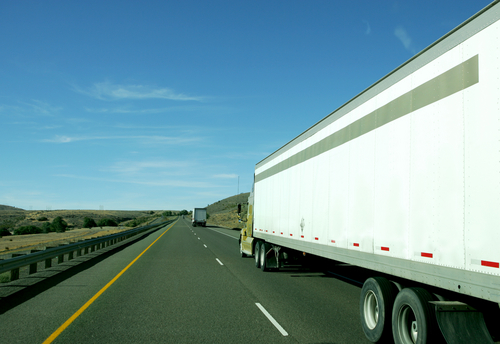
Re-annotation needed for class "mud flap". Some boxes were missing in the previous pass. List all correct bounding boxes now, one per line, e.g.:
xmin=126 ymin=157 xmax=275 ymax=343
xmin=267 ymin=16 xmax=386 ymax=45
xmin=431 ymin=301 xmax=494 ymax=344
xmin=264 ymin=244 xmax=281 ymax=269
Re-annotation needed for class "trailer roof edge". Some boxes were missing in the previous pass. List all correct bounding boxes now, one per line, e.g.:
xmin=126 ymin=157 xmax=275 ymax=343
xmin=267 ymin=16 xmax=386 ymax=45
xmin=256 ymin=0 xmax=500 ymax=169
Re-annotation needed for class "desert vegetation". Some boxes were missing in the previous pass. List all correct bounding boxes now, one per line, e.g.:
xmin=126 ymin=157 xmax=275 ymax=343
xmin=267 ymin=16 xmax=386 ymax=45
xmin=0 ymin=209 xmax=167 ymax=238
xmin=206 ymin=193 xmax=250 ymax=229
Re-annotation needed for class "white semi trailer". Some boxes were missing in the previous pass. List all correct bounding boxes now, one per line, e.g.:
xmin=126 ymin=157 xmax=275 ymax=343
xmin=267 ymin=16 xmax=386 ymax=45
xmin=192 ymin=208 xmax=207 ymax=227
xmin=239 ymin=1 xmax=500 ymax=343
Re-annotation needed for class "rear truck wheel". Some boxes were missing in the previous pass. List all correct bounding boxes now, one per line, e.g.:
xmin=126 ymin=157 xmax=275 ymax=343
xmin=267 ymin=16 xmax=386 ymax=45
xmin=254 ymin=241 xmax=261 ymax=268
xmin=392 ymin=287 xmax=439 ymax=344
xmin=360 ymin=277 xmax=398 ymax=343
xmin=260 ymin=242 xmax=270 ymax=271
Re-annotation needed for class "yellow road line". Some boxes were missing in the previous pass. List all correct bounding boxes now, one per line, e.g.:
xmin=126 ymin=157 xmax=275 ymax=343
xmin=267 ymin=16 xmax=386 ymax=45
xmin=42 ymin=221 xmax=176 ymax=344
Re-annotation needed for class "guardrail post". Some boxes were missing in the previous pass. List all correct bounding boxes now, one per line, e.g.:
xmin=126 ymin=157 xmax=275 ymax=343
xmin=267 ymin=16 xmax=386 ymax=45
xmin=44 ymin=246 xmax=55 ymax=268
xmin=29 ymin=250 xmax=41 ymax=274
xmin=58 ymin=245 xmax=65 ymax=264
xmin=10 ymin=253 xmax=25 ymax=281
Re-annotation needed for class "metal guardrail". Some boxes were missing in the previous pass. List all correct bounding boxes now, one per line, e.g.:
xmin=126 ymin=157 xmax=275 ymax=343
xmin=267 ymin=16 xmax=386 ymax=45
xmin=0 ymin=218 xmax=175 ymax=282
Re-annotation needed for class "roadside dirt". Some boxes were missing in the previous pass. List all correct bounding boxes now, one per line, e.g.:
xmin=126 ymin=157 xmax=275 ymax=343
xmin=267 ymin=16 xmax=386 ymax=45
xmin=206 ymin=209 xmax=246 ymax=230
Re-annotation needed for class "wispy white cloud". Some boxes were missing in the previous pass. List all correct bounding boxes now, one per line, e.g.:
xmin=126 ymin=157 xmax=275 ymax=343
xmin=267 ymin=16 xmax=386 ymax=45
xmin=74 ymin=81 xmax=204 ymax=101
xmin=394 ymin=26 xmax=416 ymax=54
xmin=85 ymin=105 xmax=205 ymax=114
xmin=363 ymin=20 xmax=371 ymax=35
xmin=0 ymin=100 xmax=61 ymax=118
xmin=213 ymin=174 xmax=239 ymax=179
xmin=42 ymin=134 xmax=201 ymax=145
xmin=54 ymin=173 xmax=219 ymax=188
xmin=105 ymin=160 xmax=194 ymax=175
xmin=23 ymin=100 xmax=62 ymax=116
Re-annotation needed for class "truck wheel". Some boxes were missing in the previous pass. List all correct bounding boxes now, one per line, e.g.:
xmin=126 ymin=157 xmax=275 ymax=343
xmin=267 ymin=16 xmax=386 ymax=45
xmin=260 ymin=242 xmax=269 ymax=271
xmin=360 ymin=277 xmax=398 ymax=343
xmin=254 ymin=241 xmax=261 ymax=268
xmin=392 ymin=287 xmax=438 ymax=344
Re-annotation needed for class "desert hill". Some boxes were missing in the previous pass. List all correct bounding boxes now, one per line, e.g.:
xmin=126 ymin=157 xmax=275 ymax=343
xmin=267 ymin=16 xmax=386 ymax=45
xmin=206 ymin=192 xmax=250 ymax=229
xmin=0 ymin=205 xmax=24 ymax=211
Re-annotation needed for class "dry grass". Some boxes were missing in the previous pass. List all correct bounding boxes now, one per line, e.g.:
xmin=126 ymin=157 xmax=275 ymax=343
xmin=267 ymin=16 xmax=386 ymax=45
xmin=206 ymin=193 xmax=250 ymax=229
xmin=0 ymin=209 xmax=163 ymax=256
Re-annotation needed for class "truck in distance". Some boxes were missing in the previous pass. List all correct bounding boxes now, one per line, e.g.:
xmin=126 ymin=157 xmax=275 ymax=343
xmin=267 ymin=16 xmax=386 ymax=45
xmin=191 ymin=208 xmax=207 ymax=227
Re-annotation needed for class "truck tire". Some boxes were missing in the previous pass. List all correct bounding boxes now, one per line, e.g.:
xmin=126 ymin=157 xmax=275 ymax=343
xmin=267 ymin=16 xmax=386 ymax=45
xmin=392 ymin=287 xmax=439 ymax=344
xmin=360 ymin=277 xmax=398 ymax=343
xmin=254 ymin=241 xmax=261 ymax=268
xmin=260 ymin=242 xmax=269 ymax=271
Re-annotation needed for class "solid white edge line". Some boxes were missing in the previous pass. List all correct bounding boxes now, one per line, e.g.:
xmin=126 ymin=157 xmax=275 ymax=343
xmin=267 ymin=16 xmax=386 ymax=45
xmin=206 ymin=227 xmax=239 ymax=240
xmin=255 ymin=303 xmax=288 ymax=336
xmin=216 ymin=258 xmax=224 ymax=265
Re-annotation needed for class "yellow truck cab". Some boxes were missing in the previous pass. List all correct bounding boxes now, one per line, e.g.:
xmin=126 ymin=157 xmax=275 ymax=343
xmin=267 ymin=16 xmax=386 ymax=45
xmin=239 ymin=191 xmax=254 ymax=257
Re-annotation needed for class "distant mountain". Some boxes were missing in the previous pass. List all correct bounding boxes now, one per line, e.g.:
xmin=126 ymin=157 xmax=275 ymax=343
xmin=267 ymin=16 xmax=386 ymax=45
xmin=0 ymin=205 xmax=25 ymax=211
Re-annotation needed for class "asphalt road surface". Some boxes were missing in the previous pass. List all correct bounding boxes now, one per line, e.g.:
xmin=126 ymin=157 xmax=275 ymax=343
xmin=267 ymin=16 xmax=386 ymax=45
xmin=0 ymin=218 xmax=371 ymax=343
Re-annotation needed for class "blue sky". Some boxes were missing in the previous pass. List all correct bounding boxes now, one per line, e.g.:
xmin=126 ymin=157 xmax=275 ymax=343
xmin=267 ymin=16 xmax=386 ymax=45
xmin=0 ymin=0 xmax=493 ymax=211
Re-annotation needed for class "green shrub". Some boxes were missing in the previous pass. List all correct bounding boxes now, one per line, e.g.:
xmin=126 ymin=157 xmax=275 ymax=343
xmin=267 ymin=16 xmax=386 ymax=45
xmin=126 ymin=216 xmax=149 ymax=227
xmin=14 ymin=225 xmax=42 ymax=235
xmin=37 ymin=216 xmax=49 ymax=221
xmin=83 ymin=217 xmax=97 ymax=228
xmin=0 ymin=228 xmax=12 ymax=237
xmin=0 ymin=272 xmax=10 ymax=283
xmin=97 ymin=218 xmax=118 ymax=227
xmin=41 ymin=222 xmax=53 ymax=233
xmin=52 ymin=216 xmax=68 ymax=233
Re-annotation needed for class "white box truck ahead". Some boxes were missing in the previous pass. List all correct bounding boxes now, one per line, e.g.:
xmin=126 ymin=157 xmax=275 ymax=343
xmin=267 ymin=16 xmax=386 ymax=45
xmin=240 ymin=1 xmax=500 ymax=343
xmin=192 ymin=208 xmax=206 ymax=227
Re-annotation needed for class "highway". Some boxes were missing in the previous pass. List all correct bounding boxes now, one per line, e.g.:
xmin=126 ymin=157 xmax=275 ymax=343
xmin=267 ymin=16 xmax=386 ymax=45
xmin=0 ymin=218 xmax=371 ymax=343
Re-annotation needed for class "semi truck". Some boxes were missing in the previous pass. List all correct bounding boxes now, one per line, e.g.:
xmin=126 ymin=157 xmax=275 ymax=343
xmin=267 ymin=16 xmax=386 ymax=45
xmin=239 ymin=1 xmax=500 ymax=343
xmin=192 ymin=208 xmax=207 ymax=227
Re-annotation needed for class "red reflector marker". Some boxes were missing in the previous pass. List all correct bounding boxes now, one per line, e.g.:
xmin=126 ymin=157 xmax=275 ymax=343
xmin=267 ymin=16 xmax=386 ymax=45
xmin=381 ymin=247 xmax=389 ymax=251
xmin=331 ymin=240 xmax=336 ymax=243
xmin=290 ymin=234 xmax=293 ymax=237
xmin=421 ymin=252 xmax=433 ymax=258
xmin=353 ymin=243 xmax=359 ymax=247
xmin=315 ymin=237 xmax=319 ymax=240
xmin=300 ymin=235 xmax=304 ymax=238
xmin=481 ymin=260 xmax=500 ymax=268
